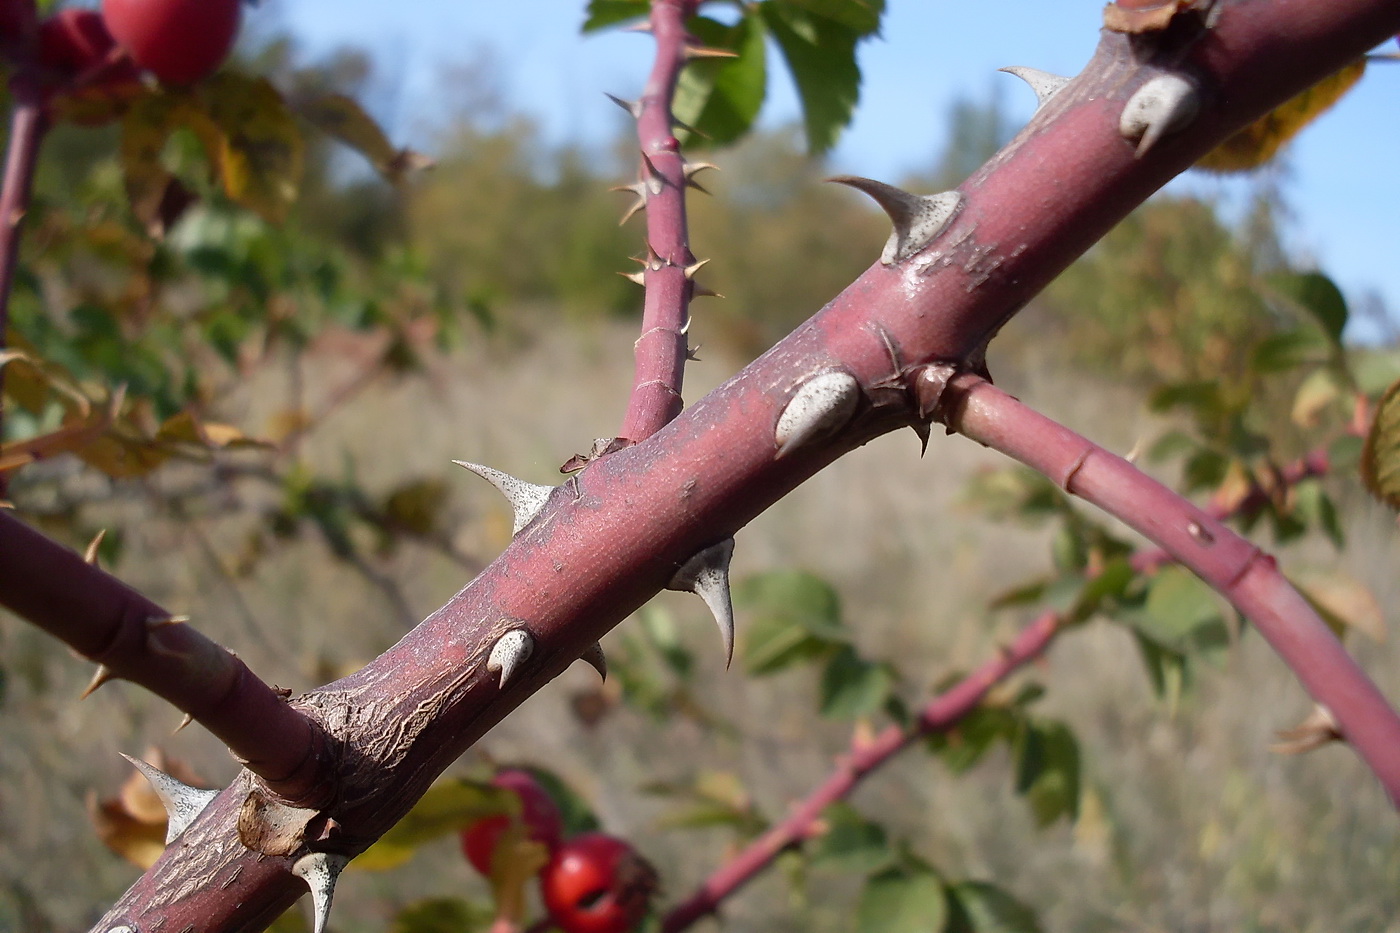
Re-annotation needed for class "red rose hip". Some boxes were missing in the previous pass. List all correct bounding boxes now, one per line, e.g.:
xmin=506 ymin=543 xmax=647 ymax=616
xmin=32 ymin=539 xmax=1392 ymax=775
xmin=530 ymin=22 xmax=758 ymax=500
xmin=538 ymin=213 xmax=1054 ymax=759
xmin=459 ymin=769 xmax=565 ymax=876
xmin=100 ymin=0 xmax=240 ymax=85
xmin=540 ymin=833 xmax=659 ymax=933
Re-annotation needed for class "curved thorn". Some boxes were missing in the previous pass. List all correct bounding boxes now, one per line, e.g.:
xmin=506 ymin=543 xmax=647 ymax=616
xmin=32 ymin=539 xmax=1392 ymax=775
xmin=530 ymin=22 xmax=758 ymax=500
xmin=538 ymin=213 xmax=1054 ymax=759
xmin=774 ymin=371 xmax=861 ymax=457
xmin=1119 ymin=73 xmax=1200 ymax=157
xmin=911 ymin=421 xmax=932 ymax=456
xmin=826 ymin=176 xmax=964 ymax=265
xmin=121 ymin=754 xmax=219 ymax=843
xmin=80 ymin=664 xmax=115 ymax=700
xmin=452 ymin=461 xmax=554 ymax=535
xmin=668 ymin=538 xmax=737 ymax=667
xmin=579 ymin=641 xmax=608 ymax=682
xmin=84 ymin=529 xmax=107 ymax=565
xmin=487 ymin=629 xmax=534 ymax=689
xmin=291 ymin=852 xmax=350 ymax=933
xmin=172 ymin=712 xmax=194 ymax=734
xmin=998 ymin=66 xmax=1070 ymax=109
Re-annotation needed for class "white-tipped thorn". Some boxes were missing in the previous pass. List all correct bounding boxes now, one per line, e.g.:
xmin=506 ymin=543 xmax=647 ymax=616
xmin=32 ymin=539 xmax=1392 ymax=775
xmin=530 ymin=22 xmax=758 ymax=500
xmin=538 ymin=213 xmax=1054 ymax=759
xmin=292 ymin=852 xmax=350 ymax=933
xmin=774 ymin=371 xmax=861 ymax=457
xmin=999 ymin=66 xmax=1071 ymax=110
xmin=81 ymin=664 xmax=115 ymax=700
xmin=487 ymin=629 xmax=535 ymax=689
xmin=605 ymin=93 xmax=643 ymax=119
xmin=827 ymin=176 xmax=964 ymax=265
xmin=579 ymin=641 xmax=608 ymax=681
xmin=452 ymin=461 xmax=554 ymax=535
xmin=121 ymin=753 xmax=219 ymax=843
xmin=1119 ymin=72 xmax=1200 ymax=157
xmin=620 ymin=269 xmax=647 ymax=286
xmin=668 ymin=538 xmax=737 ymax=667
xmin=84 ymin=529 xmax=107 ymax=565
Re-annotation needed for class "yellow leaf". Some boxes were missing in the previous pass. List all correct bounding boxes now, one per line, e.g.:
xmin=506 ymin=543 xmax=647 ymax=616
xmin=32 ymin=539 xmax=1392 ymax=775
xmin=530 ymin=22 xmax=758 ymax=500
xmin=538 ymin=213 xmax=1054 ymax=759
xmin=120 ymin=92 xmax=220 ymax=234
xmin=202 ymin=74 xmax=305 ymax=223
xmin=1362 ymin=377 xmax=1400 ymax=511
xmin=1296 ymin=571 xmax=1387 ymax=643
xmin=292 ymin=93 xmax=434 ymax=184
xmin=1197 ymin=59 xmax=1365 ymax=173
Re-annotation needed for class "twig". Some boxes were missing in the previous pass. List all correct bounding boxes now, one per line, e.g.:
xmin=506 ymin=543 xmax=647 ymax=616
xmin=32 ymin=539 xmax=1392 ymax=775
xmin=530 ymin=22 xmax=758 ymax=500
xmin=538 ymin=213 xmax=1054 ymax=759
xmin=947 ymin=375 xmax=1400 ymax=804
xmin=616 ymin=0 xmax=704 ymax=444
xmin=0 ymin=72 xmax=49 ymax=499
xmin=0 ymin=511 xmax=333 ymax=806
xmin=661 ymin=611 xmax=1061 ymax=932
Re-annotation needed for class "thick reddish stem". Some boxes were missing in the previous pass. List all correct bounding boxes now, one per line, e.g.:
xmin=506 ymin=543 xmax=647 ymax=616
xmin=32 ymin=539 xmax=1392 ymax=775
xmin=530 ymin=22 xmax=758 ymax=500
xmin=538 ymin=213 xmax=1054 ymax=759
xmin=949 ymin=378 xmax=1400 ymax=804
xmin=617 ymin=0 xmax=701 ymax=442
xmin=0 ymin=72 xmax=48 ymax=499
xmin=661 ymin=611 xmax=1061 ymax=932
xmin=0 ymin=512 xmax=332 ymax=805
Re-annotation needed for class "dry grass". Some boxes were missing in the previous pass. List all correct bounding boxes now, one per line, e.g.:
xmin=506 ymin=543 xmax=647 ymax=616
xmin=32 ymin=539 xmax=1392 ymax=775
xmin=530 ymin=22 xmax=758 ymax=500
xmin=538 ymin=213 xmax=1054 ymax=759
xmin=2 ymin=312 xmax=1398 ymax=933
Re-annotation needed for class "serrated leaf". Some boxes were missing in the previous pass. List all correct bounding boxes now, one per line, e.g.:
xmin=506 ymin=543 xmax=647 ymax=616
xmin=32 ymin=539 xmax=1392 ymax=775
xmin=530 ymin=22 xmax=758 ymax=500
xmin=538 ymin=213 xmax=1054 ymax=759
xmin=780 ymin=0 xmax=885 ymax=35
xmin=672 ymin=14 xmax=767 ymax=148
xmin=819 ymin=646 xmax=894 ymax=719
xmin=1361 ymin=377 xmax=1400 ymax=511
xmin=737 ymin=571 xmax=848 ymax=675
xmin=293 ymin=93 xmax=430 ymax=184
xmin=944 ymin=881 xmax=1044 ymax=933
xmin=761 ymin=2 xmax=862 ymax=153
xmin=808 ymin=802 xmax=892 ymax=874
xmin=201 ymin=74 xmax=305 ymax=223
xmin=1013 ymin=720 xmax=1080 ymax=826
xmin=354 ymin=780 xmax=514 ymax=870
xmin=1197 ymin=59 xmax=1365 ymax=173
xmin=582 ymin=0 xmax=650 ymax=31
xmin=857 ymin=867 xmax=947 ymax=933
xmin=1271 ymin=271 xmax=1349 ymax=347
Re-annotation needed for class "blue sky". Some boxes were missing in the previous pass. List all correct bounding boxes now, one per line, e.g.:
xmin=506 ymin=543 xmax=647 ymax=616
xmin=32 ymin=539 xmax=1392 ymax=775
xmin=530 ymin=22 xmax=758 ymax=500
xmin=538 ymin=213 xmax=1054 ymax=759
xmin=271 ymin=0 xmax=1399 ymax=338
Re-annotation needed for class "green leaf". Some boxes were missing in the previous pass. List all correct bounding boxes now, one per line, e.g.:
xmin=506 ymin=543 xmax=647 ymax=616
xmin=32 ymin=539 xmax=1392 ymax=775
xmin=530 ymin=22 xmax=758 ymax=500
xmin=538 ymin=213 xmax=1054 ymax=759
xmin=672 ymin=14 xmax=768 ymax=148
xmin=1271 ymin=271 xmax=1349 ymax=346
xmin=857 ymin=867 xmax=948 ymax=933
xmin=391 ymin=898 xmax=492 ymax=933
xmin=514 ymin=767 xmax=599 ymax=837
xmin=944 ymin=881 xmax=1044 ymax=933
xmin=819 ymin=646 xmax=895 ymax=719
xmin=1068 ymin=559 xmax=1135 ymax=624
xmin=1013 ymin=720 xmax=1080 ymax=827
xmin=931 ymin=705 xmax=1019 ymax=774
xmin=1293 ymin=480 xmax=1344 ymax=549
xmin=639 ymin=604 xmax=695 ymax=679
xmin=781 ymin=0 xmax=885 ymax=34
xmin=1129 ymin=629 xmax=1188 ymax=702
xmin=1120 ymin=566 xmax=1225 ymax=652
xmin=807 ymin=802 xmax=893 ymax=874
xmin=1362 ymin=377 xmax=1400 ymax=512
xmin=1250 ymin=329 xmax=1329 ymax=374
xmin=761 ymin=2 xmax=865 ymax=152
xmin=737 ymin=571 xmax=848 ymax=675
xmin=355 ymin=779 xmax=514 ymax=870
xmin=582 ymin=0 xmax=650 ymax=31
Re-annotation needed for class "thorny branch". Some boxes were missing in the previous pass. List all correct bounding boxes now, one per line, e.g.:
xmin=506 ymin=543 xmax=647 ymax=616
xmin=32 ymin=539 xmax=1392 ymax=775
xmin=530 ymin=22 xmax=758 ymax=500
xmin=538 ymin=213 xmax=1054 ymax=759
xmin=946 ymin=375 xmax=1400 ymax=802
xmin=614 ymin=0 xmax=707 ymax=446
xmin=0 ymin=0 xmax=1386 ymax=930
xmin=661 ymin=611 xmax=1063 ymax=932
xmin=0 ymin=512 xmax=333 ymax=805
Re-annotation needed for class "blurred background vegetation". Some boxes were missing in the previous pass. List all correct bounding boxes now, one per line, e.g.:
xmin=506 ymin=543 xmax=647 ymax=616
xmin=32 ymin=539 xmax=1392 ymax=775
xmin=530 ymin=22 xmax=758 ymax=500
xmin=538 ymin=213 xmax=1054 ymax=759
xmin=2 ymin=20 xmax=1399 ymax=933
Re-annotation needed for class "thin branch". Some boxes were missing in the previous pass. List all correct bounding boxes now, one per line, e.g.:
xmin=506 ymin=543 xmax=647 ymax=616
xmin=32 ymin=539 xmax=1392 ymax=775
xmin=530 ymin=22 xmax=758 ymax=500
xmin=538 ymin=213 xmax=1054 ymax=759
xmin=946 ymin=376 xmax=1400 ymax=803
xmin=0 ymin=72 xmax=49 ymax=499
xmin=616 ymin=0 xmax=704 ymax=444
xmin=661 ymin=611 xmax=1061 ymax=932
xmin=0 ymin=512 xmax=332 ymax=806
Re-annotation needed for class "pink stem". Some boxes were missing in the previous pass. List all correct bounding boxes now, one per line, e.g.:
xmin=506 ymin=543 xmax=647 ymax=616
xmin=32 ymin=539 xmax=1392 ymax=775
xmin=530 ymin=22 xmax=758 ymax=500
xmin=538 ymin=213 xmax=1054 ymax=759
xmin=661 ymin=611 xmax=1061 ymax=932
xmin=617 ymin=0 xmax=702 ymax=443
xmin=0 ymin=512 xmax=333 ymax=805
xmin=949 ymin=376 xmax=1400 ymax=804
xmin=0 ymin=71 xmax=48 ymax=499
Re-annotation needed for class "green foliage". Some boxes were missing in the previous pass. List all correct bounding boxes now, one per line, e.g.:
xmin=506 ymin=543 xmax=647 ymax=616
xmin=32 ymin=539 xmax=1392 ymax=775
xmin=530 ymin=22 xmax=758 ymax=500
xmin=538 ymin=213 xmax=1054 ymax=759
xmin=943 ymin=881 xmax=1043 ymax=933
xmin=390 ymin=898 xmax=492 ymax=933
xmin=1363 ymin=377 xmax=1400 ymax=511
xmin=857 ymin=865 xmax=948 ymax=933
xmin=588 ymin=0 xmax=885 ymax=153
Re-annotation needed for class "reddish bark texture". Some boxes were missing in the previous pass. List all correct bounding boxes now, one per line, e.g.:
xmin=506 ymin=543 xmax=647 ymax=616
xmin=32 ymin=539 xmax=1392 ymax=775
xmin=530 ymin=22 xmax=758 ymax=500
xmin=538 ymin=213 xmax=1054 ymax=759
xmin=66 ymin=1 xmax=1400 ymax=930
